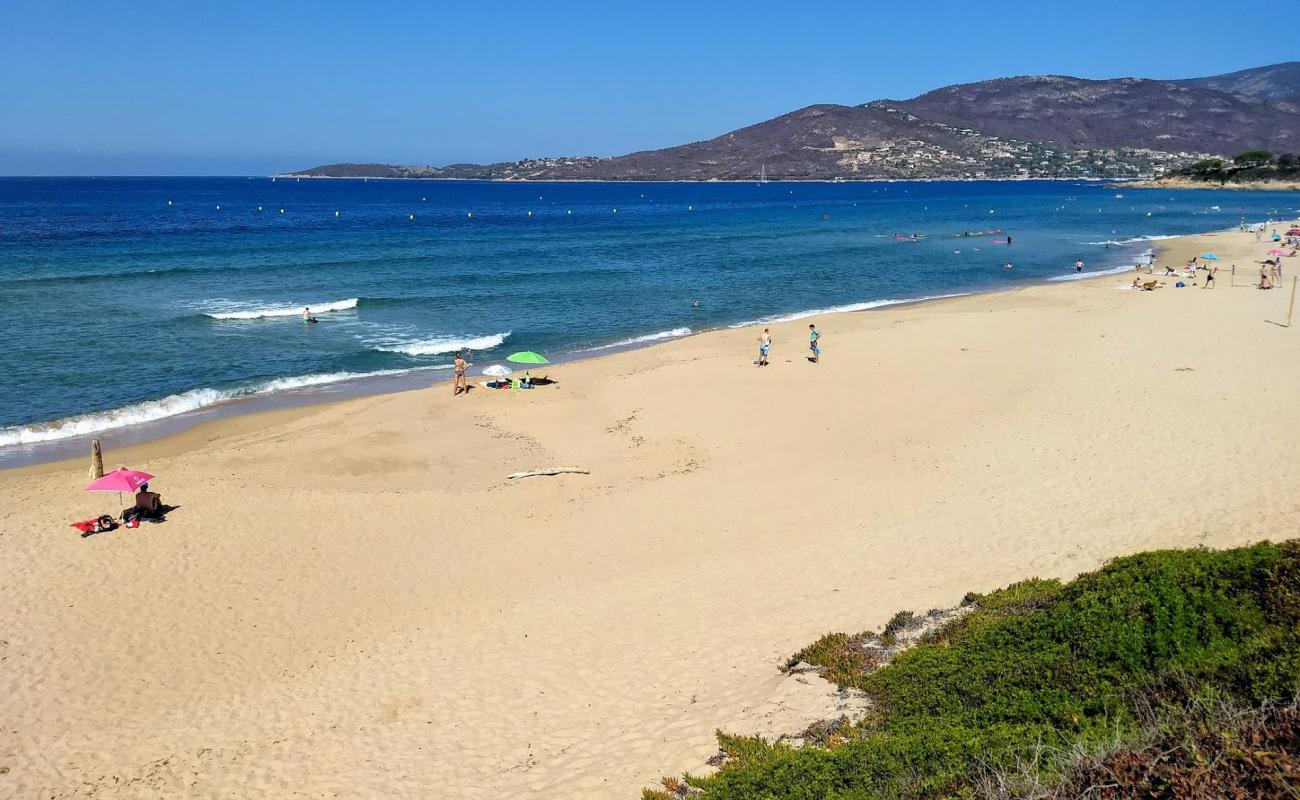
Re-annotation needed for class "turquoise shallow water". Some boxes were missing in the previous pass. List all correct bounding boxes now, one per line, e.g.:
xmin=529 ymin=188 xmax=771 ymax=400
xmin=1 ymin=176 xmax=1295 ymax=459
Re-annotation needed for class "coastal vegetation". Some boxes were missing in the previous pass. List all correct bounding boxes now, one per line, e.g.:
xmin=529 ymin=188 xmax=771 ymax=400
xmin=1172 ymin=150 xmax=1300 ymax=186
xmin=647 ymin=541 xmax=1300 ymax=799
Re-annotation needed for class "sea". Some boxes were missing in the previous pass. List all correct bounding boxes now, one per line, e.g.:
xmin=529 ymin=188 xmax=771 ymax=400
xmin=2 ymin=176 xmax=1296 ymax=466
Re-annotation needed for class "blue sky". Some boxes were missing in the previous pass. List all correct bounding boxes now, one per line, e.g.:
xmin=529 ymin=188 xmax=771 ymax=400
xmin=0 ymin=0 xmax=1280 ymax=175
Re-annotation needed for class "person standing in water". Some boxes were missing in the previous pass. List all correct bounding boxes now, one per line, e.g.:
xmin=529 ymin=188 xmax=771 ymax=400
xmin=1075 ymin=259 xmax=1084 ymax=273
xmin=756 ymin=328 xmax=772 ymax=366
xmin=452 ymin=352 xmax=468 ymax=396
xmin=302 ymin=307 xmax=317 ymax=324
xmin=808 ymin=323 xmax=821 ymax=363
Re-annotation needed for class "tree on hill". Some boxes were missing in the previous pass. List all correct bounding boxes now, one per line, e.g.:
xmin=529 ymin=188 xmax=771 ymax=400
xmin=1233 ymin=149 xmax=1274 ymax=167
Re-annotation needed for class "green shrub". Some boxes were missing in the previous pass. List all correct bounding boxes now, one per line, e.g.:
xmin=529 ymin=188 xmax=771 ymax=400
xmin=673 ymin=541 xmax=1300 ymax=800
xmin=786 ymin=632 xmax=881 ymax=688
xmin=882 ymin=611 xmax=915 ymax=639
xmin=1233 ymin=149 xmax=1274 ymax=167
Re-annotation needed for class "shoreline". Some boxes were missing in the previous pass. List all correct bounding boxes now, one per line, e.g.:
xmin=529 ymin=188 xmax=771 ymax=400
xmin=0 ymin=290 xmax=981 ymax=474
xmin=0 ymin=247 xmax=1159 ymax=472
xmin=1124 ymin=176 xmax=1300 ymax=191
xmin=274 ymin=174 xmax=1121 ymax=184
xmin=3 ymin=220 xmax=1296 ymax=799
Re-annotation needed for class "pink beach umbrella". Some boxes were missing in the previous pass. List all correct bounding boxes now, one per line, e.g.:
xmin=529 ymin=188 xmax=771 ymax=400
xmin=86 ymin=468 xmax=154 ymax=506
xmin=1267 ymin=249 xmax=1287 ymax=256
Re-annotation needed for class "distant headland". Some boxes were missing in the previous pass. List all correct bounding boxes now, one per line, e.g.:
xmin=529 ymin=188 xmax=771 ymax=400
xmin=287 ymin=62 xmax=1300 ymax=183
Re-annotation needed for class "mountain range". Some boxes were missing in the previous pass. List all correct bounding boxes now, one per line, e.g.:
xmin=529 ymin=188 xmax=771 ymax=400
xmin=289 ymin=62 xmax=1300 ymax=182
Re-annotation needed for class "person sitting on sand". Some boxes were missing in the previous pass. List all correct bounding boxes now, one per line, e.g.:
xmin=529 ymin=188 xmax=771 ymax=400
xmin=135 ymin=483 xmax=162 ymax=516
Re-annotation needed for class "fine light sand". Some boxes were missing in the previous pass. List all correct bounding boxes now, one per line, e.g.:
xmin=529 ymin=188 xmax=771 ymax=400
xmin=2 ymin=227 xmax=1298 ymax=799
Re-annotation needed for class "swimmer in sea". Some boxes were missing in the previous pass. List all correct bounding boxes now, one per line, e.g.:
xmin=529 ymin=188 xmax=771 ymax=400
xmin=302 ymin=307 xmax=317 ymax=324
xmin=1003 ymin=262 xmax=1013 ymax=270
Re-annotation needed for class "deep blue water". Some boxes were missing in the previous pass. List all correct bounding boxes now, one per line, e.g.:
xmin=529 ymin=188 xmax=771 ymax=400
xmin=1 ymin=177 xmax=1296 ymax=451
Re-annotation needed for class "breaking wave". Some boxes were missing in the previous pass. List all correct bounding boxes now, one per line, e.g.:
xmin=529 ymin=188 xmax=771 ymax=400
xmin=0 ymin=367 xmax=447 ymax=447
xmin=370 ymin=331 xmax=511 ymax=356
xmin=580 ymin=327 xmax=692 ymax=351
xmin=728 ymin=293 xmax=971 ymax=327
xmin=205 ymin=298 xmax=359 ymax=320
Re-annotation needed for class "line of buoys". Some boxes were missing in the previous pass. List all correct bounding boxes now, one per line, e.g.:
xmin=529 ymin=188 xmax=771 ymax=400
xmin=180 ymin=203 xmax=725 ymax=222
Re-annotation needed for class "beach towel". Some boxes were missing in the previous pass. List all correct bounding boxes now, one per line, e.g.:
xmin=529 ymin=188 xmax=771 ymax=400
xmin=71 ymin=515 xmax=117 ymax=534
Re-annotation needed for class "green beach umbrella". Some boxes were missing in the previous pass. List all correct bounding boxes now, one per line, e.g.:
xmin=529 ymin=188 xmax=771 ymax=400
xmin=506 ymin=351 xmax=550 ymax=365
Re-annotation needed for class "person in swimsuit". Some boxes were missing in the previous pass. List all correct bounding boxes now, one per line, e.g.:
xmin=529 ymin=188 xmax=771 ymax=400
xmin=1203 ymin=265 xmax=1216 ymax=288
xmin=302 ymin=307 xmax=317 ymax=324
xmin=1075 ymin=259 xmax=1084 ymax=273
xmin=453 ymin=352 xmax=468 ymax=395
xmin=808 ymin=323 xmax=821 ymax=363
xmin=757 ymin=328 xmax=772 ymax=366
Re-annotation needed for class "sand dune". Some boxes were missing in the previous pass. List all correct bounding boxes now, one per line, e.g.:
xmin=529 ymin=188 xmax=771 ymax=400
xmin=1 ymin=227 xmax=1297 ymax=799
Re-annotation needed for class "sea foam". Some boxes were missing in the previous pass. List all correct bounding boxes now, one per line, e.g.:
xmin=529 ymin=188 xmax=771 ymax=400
xmin=728 ymin=293 xmax=971 ymax=328
xmin=579 ymin=327 xmax=692 ymax=351
xmin=0 ymin=367 xmax=445 ymax=447
xmin=371 ymin=331 xmax=510 ymax=356
xmin=205 ymin=298 xmax=359 ymax=320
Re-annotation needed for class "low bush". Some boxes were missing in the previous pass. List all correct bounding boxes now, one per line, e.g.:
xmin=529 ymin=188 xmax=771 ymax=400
xmin=649 ymin=540 xmax=1300 ymax=799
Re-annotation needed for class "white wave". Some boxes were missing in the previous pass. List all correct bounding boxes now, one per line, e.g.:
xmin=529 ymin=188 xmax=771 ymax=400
xmin=1047 ymin=263 xmax=1143 ymax=282
xmin=580 ymin=327 xmax=692 ymax=351
xmin=0 ymin=366 xmax=448 ymax=448
xmin=205 ymin=298 xmax=359 ymax=320
xmin=1076 ymin=234 xmax=1180 ymax=246
xmin=372 ymin=331 xmax=510 ymax=356
xmin=728 ymin=293 xmax=971 ymax=328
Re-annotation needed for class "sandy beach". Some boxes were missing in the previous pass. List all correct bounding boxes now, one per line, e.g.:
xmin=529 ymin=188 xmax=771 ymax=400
xmin=2 ymin=226 xmax=1297 ymax=799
